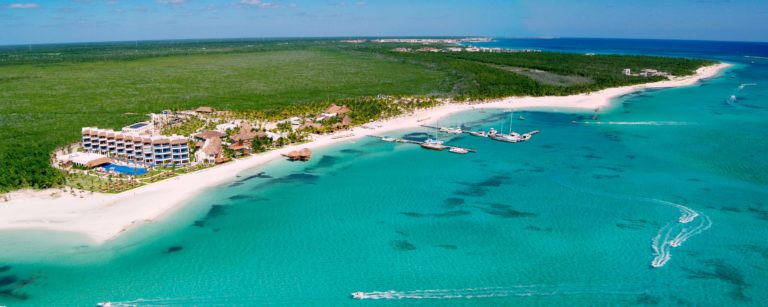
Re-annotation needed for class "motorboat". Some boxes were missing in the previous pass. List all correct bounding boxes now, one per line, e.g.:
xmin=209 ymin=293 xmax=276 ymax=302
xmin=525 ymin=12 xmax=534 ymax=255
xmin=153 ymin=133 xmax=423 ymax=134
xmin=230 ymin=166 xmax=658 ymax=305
xmin=351 ymin=292 xmax=366 ymax=299
xmin=97 ymin=303 xmax=112 ymax=307
xmin=449 ymin=147 xmax=469 ymax=154
xmin=381 ymin=136 xmax=395 ymax=142
xmin=468 ymin=130 xmax=488 ymax=137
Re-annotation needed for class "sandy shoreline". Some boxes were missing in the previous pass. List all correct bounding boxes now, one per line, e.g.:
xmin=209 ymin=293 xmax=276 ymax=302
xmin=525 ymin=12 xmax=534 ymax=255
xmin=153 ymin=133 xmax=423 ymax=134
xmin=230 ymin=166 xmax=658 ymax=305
xmin=0 ymin=62 xmax=730 ymax=244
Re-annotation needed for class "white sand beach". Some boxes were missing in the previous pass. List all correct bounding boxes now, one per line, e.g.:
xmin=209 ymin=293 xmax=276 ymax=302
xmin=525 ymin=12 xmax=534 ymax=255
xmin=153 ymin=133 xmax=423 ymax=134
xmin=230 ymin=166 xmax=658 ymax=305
xmin=0 ymin=62 xmax=731 ymax=244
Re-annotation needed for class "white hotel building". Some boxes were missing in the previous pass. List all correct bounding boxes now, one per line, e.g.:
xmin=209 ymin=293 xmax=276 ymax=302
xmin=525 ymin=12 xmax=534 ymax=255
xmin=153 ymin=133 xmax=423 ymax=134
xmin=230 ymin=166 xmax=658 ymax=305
xmin=81 ymin=127 xmax=190 ymax=166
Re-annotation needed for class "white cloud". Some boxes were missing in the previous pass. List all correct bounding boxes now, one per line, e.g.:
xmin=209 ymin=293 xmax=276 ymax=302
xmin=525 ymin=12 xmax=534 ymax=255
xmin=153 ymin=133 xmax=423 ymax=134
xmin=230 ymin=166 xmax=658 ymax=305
xmin=157 ymin=0 xmax=186 ymax=5
xmin=239 ymin=0 xmax=276 ymax=8
xmin=5 ymin=3 xmax=39 ymax=9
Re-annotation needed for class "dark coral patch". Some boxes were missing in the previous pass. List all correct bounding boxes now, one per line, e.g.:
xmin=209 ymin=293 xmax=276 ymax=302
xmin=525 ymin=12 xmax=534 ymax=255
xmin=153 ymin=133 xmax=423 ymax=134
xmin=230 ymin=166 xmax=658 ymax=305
xmin=480 ymin=203 xmax=538 ymax=218
xmin=164 ymin=246 xmax=183 ymax=254
xmin=305 ymin=155 xmax=339 ymax=171
xmin=682 ymin=259 xmax=750 ymax=302
xmin=254 ymin=173 xmax=319 ymax=189
xmin=393 ymin=240 xmax=416 ymax=251
xmin=434 ymin=210 xmax=471 ymax=218
xmin=443 ymin=197 xmax=465 ymax=208
xmin=454 ymin=175 xmax=511 ymax=197
xmin=636 ymin=293 xmax=661 ymax=305
xmin=524 ymin=225 xmax=553 ymax=232
xmin=400 ymin=212 xmax=425 ymax=218
xmin=0 ymin=275 xmax=18 ymax=288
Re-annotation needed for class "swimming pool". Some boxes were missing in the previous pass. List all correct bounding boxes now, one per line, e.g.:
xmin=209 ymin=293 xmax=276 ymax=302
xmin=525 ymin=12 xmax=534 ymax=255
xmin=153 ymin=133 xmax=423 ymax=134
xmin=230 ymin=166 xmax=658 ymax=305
xmin=102 ymin=163 xmax=147 ymax=176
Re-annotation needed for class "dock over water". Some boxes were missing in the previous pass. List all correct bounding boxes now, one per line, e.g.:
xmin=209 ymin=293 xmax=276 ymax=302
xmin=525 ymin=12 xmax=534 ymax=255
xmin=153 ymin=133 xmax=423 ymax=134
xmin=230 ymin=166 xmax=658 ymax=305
xmin=368 ymin=136 xmax=477 ymax=153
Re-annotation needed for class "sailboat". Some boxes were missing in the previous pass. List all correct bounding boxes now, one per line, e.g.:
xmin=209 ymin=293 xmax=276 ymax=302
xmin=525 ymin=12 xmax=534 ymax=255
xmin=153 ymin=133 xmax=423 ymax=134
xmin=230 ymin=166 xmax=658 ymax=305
xmin=490 ymin=112 xmax=522 ymax=143
xmin=421 ymin=120 xmax=447 ymax=150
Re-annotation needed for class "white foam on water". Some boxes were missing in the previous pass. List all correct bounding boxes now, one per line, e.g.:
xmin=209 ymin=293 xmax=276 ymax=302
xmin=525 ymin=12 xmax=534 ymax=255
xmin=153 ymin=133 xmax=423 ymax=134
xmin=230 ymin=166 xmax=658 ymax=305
xmin=553 ymin=176 xmax=712 ymax=269
xmin=351 ymin=284 xmax=645 ymax=300
xmin=738 ymin=83 xmax=756 ymax=90
xmin=648 ymin=199 xmax=698 ymax=223
xmin=579 ymin=121 xmax=691 ymax=126
xmin=650 ymin=224 xmax=673 ymax=268
xmin=668 ymin=216 xmax=712 ymax=248
xmin=649 ymin=211 xmax=712 ymax=267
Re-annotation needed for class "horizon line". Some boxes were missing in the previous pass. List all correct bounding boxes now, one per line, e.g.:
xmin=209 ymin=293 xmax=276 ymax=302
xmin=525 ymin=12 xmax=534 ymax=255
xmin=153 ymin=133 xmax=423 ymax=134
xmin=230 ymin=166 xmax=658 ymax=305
xmin=2 ymin=35 xmax=768 ymax=48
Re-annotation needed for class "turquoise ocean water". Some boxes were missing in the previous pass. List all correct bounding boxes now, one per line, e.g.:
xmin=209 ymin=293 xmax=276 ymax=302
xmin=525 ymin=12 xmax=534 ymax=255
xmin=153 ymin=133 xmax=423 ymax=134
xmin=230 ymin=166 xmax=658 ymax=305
xmin=1 ymin=39 xmax=767 ymax=306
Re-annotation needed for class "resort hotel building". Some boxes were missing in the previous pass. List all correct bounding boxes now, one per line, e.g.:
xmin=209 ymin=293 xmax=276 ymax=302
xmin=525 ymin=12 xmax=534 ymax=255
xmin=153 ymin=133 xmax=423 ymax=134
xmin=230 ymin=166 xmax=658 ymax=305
xmin=81 ymin=126 xmax=190 ymax=166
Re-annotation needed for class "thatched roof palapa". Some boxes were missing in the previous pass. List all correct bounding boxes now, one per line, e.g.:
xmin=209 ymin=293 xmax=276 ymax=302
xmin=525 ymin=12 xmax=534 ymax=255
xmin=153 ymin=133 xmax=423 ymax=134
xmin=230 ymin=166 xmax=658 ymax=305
xmin=324 ymin=104 xmax=351 ymax=114
xmin=232 ymin=122 xmax=257 ymax=142
xmin=285 ymin=148 xmax=312 ymax=161
xmin=194 ymin=130 xmax=227 ymax=140
xmin=195 ymin=106 xmax=215 ymax=113
xmin=201 ymin=138 xmax=223 ymax=156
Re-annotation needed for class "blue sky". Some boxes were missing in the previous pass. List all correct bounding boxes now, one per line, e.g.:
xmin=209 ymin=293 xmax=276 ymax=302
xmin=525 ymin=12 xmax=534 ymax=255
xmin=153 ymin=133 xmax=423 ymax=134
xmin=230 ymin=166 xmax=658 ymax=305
xmin=1 ymin=0 xmax=766 ymax=45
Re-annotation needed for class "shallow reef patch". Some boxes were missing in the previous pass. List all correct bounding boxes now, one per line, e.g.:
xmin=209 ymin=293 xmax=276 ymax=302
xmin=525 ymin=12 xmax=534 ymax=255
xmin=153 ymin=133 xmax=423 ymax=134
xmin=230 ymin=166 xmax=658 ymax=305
xmin=393 ymin=240 xmax=416 ymax=251
xmin=164 ymin=246 xmax=183 ymax=254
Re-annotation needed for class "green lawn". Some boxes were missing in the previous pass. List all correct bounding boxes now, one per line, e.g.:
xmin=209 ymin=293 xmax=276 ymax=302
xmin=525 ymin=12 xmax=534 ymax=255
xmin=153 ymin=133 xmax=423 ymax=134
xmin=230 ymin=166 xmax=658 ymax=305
xmin=0 ymin=49 xmax=451 ymax=191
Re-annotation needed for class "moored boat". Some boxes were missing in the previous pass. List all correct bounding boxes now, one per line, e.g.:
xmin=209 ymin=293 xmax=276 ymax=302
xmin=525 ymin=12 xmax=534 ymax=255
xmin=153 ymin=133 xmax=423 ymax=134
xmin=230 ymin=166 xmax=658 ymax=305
xmin=449 ymin=147 xmax=469 ymax=154
xmin=468 ymin=130 xmax=488 ymax=137
xmin=420 ymin=138 xmax=446 ymax=150
xmin=490 ymin=134 xmax=522 ymax=143
xmin=381 ymin=136 xmax=395 ymax=142
xmin=438 ymin=127 xmax=463 ymax=134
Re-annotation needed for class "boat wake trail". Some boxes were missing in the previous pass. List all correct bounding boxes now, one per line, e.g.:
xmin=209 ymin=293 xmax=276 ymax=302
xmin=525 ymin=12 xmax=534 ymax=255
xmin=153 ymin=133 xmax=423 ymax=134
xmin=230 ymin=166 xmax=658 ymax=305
xmin=651 ymin=224 xmax=673 ymax=268
xmin=650 ymin=215 xmax=712 ymax=268
xmin=738 ymin=83 xmax=756 ymax=90
xmin=648 ymin=198 xmax=698 ymax=223
xmin=351 ymin=284 xmax=645 ymax=300
xmin=554 ymin=176 xmax=712 ymax=268
xmin=578 ymin=121 xmax=691 ymax=126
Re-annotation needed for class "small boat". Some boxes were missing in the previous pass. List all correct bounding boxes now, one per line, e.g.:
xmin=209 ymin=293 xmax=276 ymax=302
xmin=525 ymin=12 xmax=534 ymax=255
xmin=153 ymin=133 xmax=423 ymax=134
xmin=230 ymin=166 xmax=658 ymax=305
xmin=381 ymin=136 xmax=395 ymax=142
xmin=449 ymin=147 xmax=469 ymax=154
xmin=351 ymin=292 xmax=366 ymax=299
xmin=517 ymin=115 xmax=525 ymax=120
xmin=490 ymin=134 xmax=522 ymax=143
xmin=469 ymin=130 xmax=488 ymax=137
xmin=439 ymin=127 xmax=463 ymax=134
xmin=97 ymin=303 xmax=112 ymax=307
xmin=729 ymin=95 xmax=737 ymax=102
xmin=420 ymin=138 xmax=446 ymax=150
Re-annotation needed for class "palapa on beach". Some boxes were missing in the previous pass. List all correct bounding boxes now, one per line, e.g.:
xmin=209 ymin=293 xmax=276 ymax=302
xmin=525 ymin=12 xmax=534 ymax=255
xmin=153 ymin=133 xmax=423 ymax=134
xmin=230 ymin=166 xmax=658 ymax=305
xmin=284 ymin=148 xmax=312 ymax=161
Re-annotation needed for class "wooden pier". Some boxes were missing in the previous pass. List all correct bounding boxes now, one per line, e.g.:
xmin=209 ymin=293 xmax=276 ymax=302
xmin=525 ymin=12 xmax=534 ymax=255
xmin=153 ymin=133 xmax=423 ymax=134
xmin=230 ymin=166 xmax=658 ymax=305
xmin=368 ymin=135 xmax=476 ymax=153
